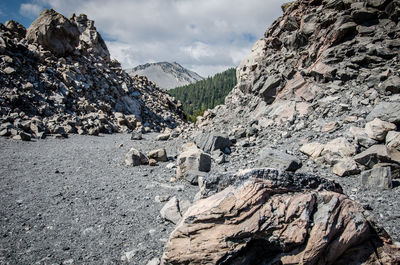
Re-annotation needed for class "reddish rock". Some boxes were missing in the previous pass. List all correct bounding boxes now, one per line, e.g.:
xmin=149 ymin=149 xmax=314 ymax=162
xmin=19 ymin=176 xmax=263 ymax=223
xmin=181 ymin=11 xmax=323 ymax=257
xmin=161 ymin=169 xmax=399 ymax=265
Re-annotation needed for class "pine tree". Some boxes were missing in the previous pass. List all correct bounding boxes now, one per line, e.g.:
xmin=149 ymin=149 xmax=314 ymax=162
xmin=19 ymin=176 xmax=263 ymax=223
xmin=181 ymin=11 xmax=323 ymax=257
xmin=169 ymin=68 xmax=237 ymax=122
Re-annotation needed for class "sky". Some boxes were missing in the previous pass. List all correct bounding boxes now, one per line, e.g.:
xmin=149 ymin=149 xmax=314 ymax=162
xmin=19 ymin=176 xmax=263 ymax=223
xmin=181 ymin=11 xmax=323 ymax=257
xmin=0 ymin=0 xmax=286 ymax=77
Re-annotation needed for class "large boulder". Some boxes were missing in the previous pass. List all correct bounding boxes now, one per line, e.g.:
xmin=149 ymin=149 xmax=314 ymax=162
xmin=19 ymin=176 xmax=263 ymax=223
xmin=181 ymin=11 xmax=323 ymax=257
xmin=256 ymin=147 xmax=302 ymax=172
xmin=70 ymin=13 xmax=110 ymax=60
xmin=366 ymin=101 xmax=400 ymax=124
xmin=26 ymin=9 xmax=80 ymax=56
xmin=125 ymin=148 xmax=149 ymax=167
xmin=161 ymin=169 xmax=400 ymax=264
xmin=195 ymin=132 xmax=231 ymax=154
xmin=321 ymin=137 xmax=357 ymax=165
xmin=147 ymin=148 xmax=168 ymax=162
xmin=176 ymin=146 xmax=211 ymax=182
xmin=354 ymin=145 xmax=400 ymax=168
xmin=365 ymin=118 xmax=396 ymax=141
xmin=361 ymin=167 xmax=393 ymax=190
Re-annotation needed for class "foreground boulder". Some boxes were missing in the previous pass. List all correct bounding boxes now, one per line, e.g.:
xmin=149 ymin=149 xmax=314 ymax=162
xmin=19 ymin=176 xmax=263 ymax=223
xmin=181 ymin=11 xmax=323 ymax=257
xmin=125 ymin=148 xmax=148 ymax=166
xmin=161 ymin=169 xmax=400 ymax=265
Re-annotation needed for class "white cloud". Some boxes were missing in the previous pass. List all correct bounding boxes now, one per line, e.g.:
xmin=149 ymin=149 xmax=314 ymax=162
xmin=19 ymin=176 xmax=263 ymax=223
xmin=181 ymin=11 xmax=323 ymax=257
xmin=21 ymin=0 xmax=287 ymax=76
xmin=19 ymin=3 xmax=43 ymax=18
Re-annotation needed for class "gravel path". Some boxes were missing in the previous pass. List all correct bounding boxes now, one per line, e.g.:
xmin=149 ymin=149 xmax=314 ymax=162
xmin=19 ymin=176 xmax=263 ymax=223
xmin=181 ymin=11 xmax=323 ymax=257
xmin=0 ymin=133 xmax=197 ymax=265
xmin=1 ymin=133 xmax=399 ymax=265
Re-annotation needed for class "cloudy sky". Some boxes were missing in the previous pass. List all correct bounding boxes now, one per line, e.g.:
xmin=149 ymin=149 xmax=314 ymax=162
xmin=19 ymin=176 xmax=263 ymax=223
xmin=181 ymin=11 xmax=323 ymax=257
xmin=0 ymin=0 xmax=286 ymax=77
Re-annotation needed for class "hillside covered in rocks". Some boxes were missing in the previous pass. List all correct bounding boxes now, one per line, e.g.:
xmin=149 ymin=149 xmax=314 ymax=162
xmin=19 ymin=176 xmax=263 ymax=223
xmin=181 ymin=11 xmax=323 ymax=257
xmin=0 ymin=9 xmax=185 ymax=140
xmin=165 ymin=0 xmax=400 ymax=263
xmin=2 ymin=0 xmax=400 ymax=265
xmin=196 ymin=0 xmax=400 ymax=199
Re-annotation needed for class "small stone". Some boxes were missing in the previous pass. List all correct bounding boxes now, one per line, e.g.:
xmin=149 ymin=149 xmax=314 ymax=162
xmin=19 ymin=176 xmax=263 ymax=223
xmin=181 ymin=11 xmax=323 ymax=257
xmin=156 ymin=133 xmax=170 ymax=141
xmin=321 ymin=121 xmax=339 ymax=133
xmin=256 ymin=148 xmax=301 ymax=172
xmin=3 ymin=67 xmax=15 ymax=74
xmin=166 ymin=163 xmax=176 ymax=169
xmin=0 ymin=129 xmax=10 ymax=137
xmin=354 ymin=145 xmax=400 ymax=168
xmin=386 ymin=131 xmax=400 ymax=150
xmin=146 ymin=258 xmax=160 ymax=265
xmin=14 ymin=132 xmax=31 ymax=141
xmin=149 ymin=158 xmax=157 ymax=166
xmin=155 ymin=195 xmax=170 ymax=203
xmin=299 ymin=142 xmax=324 ymax=158
xmin=131 ymin=130 xmax=142 ymax=140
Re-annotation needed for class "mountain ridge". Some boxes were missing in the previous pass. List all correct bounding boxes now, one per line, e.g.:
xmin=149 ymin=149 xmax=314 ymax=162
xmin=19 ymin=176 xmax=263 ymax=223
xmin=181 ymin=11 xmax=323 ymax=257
xmin=126 ymin=61 xmax=203 ymax=90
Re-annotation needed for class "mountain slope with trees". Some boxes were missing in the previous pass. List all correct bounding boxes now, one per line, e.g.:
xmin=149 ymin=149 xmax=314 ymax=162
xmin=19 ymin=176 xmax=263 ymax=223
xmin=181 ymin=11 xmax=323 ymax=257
xmin=169 ymin=68 xmax=237 ymax=121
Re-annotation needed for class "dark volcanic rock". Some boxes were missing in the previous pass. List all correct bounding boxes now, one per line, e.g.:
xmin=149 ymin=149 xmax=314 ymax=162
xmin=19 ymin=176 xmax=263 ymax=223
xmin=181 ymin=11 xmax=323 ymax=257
xmin=194 ymin=132 xmax=230 ymax=154
xmin=256 ymin=147 xmax=302 ymax=172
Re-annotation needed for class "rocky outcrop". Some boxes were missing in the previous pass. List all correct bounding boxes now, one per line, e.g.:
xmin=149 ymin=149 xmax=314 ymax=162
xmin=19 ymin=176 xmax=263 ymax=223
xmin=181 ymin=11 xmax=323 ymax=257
xmin=195 ymin=0 xmax=400 ymax=144
xmin=26 ymin=9 xmax=80 ymax=56
xmin=0 ymin=9 xmax=185 ymax=140
xmin=161 ymin=169 xmax=400 ymax=264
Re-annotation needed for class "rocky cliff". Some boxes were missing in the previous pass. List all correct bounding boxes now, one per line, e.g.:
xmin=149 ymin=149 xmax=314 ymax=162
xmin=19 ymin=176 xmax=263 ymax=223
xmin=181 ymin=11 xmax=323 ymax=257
xmin=126 ymin=62 xmax=204 ymax=90
xmin=0 ymin=9 xmax=185 ymax=139
xmin=196 ymin=0 xmax=400 ymax=181
xmin=172 ymin=0 xmax=400 ymax=262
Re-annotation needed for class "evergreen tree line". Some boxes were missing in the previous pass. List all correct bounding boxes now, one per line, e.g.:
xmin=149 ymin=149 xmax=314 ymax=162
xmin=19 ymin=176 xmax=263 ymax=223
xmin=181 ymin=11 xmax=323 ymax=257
xmin=168 ymin=68 xmax=237 ymax=122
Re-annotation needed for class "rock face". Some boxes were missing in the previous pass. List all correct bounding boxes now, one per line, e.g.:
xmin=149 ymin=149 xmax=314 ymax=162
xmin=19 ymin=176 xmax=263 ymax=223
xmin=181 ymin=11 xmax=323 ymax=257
xmin=161 ymin=169 xmax=400 ymax=265
xmin=126 ymin=62 xmax=203 ymax=90
xmin=0 ymin=9 xmax=185 ymax=140
xmin=26 ymin=9 xmax=80 ymax=56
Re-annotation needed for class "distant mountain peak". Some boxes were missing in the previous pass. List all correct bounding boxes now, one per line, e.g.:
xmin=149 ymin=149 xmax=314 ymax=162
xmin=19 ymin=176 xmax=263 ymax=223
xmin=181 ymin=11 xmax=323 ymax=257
xmin=126 ymin=62 xmax=203 ymax=90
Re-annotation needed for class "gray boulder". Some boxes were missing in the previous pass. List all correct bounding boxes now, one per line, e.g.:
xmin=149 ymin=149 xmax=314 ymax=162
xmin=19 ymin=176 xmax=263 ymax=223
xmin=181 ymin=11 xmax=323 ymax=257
xmin=354 ymin=145 xmax=400 ymax=168
xmin=125 ymin=148 xmax=149 ymax=166
xmin=195 ymin=132 xmax=231 ymax=154
xmin=176 ymin=146 xmax=211 ymax=182
xmin=147 ymin=148 xmax=168 ymax=162
xmin=130 ymin=130 xmax=142 ymax=140
xmin=26 ymin=9 xmax=80 ymax=56
xmin=361 ymin=167 xmax=392 ymax=190
xmin=366 ymin=101 xmax=400 ymax=123
xmin=256 ymin=148 xmax=302 ymax=172
xmin=386 ymin=131 xmax=400 ymax=150
xmin=160 ymin=196 xmax=181 ymax=224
